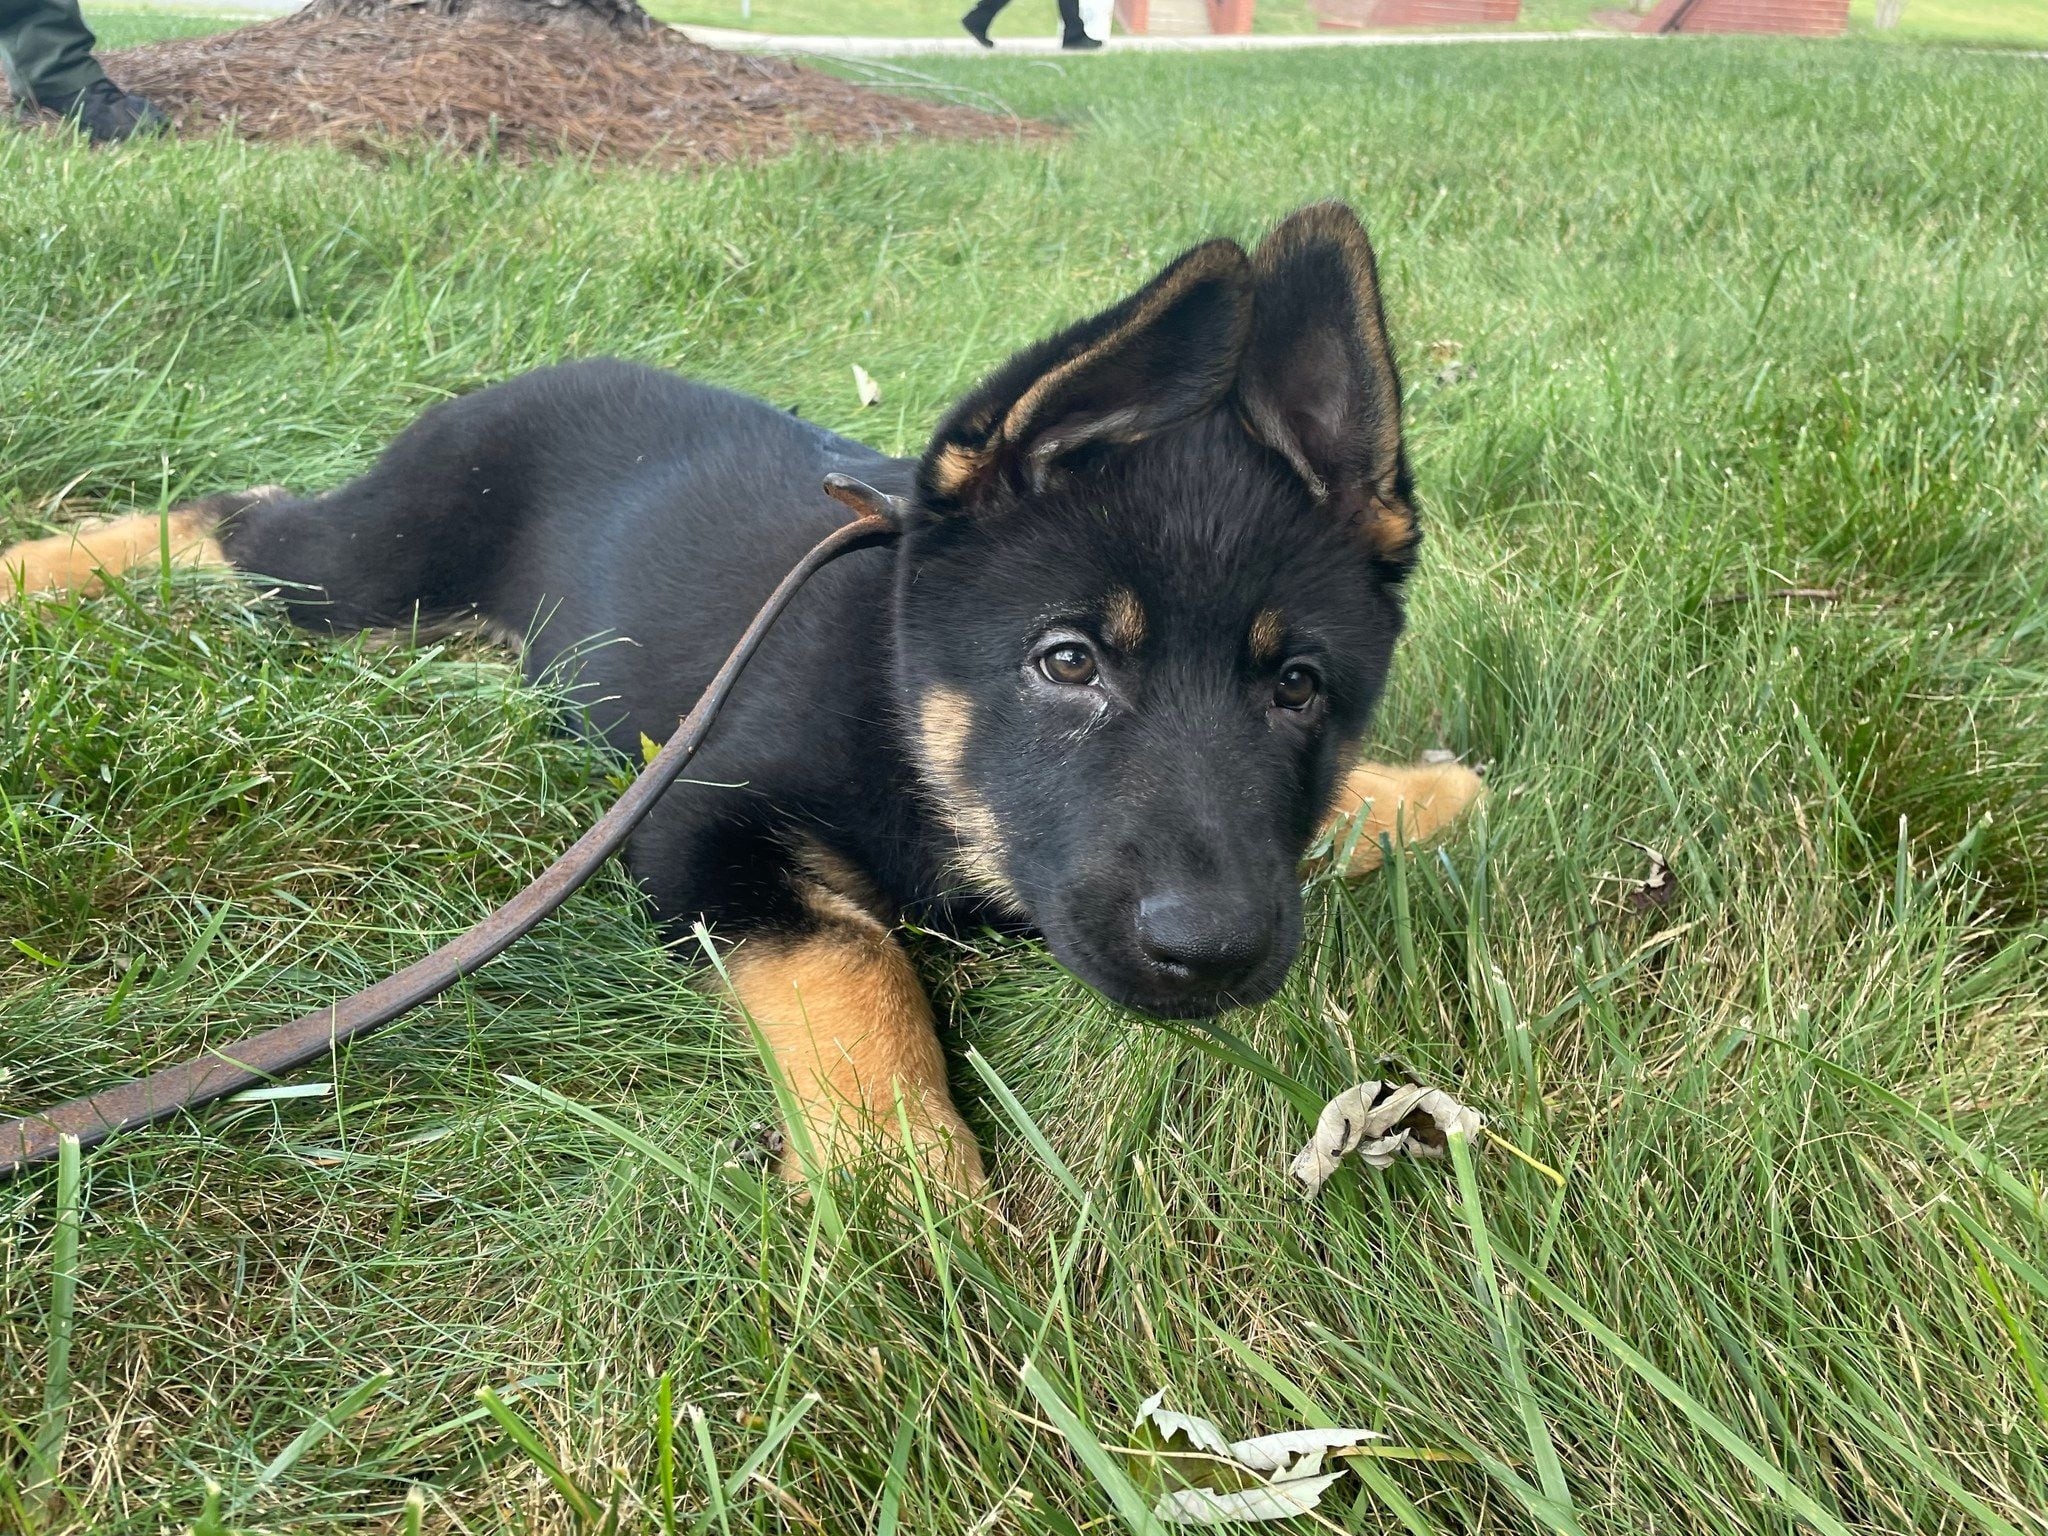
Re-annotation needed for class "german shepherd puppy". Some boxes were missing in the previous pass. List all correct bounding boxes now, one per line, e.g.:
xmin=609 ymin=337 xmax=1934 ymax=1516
xmin=3 ymin=203 xmax=1481 ymax=1192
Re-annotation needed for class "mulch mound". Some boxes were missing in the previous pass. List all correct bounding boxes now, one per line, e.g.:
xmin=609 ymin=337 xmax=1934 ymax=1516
xmin=103 ymin=12 xmax=1040 ymax=168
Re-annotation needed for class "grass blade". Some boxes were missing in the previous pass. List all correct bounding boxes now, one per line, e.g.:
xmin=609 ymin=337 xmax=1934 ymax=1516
xmin=656 ymin=1373 xmax=678 ymax=1536
xmin=1447 ymin=1133 xmax=1579 ymax=1527
xmin=477 ymin=1385 xmax=602 ymax=1525
xmin=875 ymin=1410 xmax=916 ymax=1536
xmin=28 ymin=1134 xmax=81 ymax=1513
xmin=246 ymin=1369 xmax=394 ymax=1502
xmin=1019 ymin=1360 xmax=1165 ymax=1536
xmin=964 ymin=1047 xmax=1086 ymax=1204
xmin=500 ymin=1072 xmax=695 ymax=1181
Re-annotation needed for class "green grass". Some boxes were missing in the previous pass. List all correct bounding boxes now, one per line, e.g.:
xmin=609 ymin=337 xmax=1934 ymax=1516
xmin=645 ymin=0 xmax=2048 ymax=43
xmin=642 ymin=0 xmax=1638 ymax=37
xmin=5 ymin=31 xmax=2048 ymax=1536
xmin=81 ymin=4 xmax=261 ymax=46
xmin=1848 ymin=0 xmax=2048 ymax=44
xmin=74 ymin=0 xmax=2048 ymax=48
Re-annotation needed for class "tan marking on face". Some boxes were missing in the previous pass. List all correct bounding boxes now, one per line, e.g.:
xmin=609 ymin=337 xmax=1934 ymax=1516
xmin=917 ymin=686 xmax=1020 ymax=907
xmin=2 ymin=506 xmax=225 ymax=602
xmin=1102 ymin=587 xmax=1147 ymax=652
xmin=1363 ymin=495 xmax=1418 ymax=564
xmin=726 ymin=926 xmax=984 ymax=1192
xmin=1249 ymin=607 xmax=1286 ymax=662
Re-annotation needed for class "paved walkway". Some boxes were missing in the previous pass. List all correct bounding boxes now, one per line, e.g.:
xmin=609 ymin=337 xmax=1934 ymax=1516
xmin=676 ymin=23 xmax=1633 ymax=55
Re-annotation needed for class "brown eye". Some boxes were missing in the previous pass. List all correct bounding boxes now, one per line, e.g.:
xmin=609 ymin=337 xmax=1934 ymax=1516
xmin=1040 ymin=643 xmax=1099 ymax=686
xmin=1274 ymin=664 xmax=1320 ymax=711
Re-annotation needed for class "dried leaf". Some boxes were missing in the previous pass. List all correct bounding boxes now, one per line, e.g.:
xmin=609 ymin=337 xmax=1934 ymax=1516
xmin=1289 ymin=1080 xmax=1484 ymax=1196
xmin=1427 ymin=339 xmax=1475 ymax=386
xmin=1129 ymin=1393 xmax=1381 ymax=1526
xmin=1154 ymin=1472 xmax=1347 ymax=1525
xmin=852 ymin=363 xmax=881 ymax=407
xmin=1623 ymin=840 xmax=1680 ymax=912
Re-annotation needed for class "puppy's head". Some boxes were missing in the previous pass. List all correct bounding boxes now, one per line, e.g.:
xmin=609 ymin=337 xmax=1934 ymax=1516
xmin=895 ymin=203 xmax=1416 ymax=1019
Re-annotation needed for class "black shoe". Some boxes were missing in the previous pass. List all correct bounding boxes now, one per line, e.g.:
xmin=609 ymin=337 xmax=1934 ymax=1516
xmin=35 ymin=78 xmax=170 ymax=143
xmin=961 ymin=10 xmax=995 ymax=45
xmin=1061 ymin=32 xmax=1104 ymax=48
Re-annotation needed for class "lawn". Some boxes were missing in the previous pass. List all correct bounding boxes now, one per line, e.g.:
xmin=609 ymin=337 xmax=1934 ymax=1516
xmin=649 ymin=0 xmax=2048 ymax=44
xmin=60 ymin=0 xmax=2048 ymax=44
xmin=5 ymin=24 xmax=2047 ymax=1536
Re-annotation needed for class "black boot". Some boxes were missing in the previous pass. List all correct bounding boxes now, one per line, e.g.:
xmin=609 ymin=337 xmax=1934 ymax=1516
xmin=961 ymin=3 xmax=998 ymax=45
xmin=33 ymin=77 xmax=169 ymax=143
xmin=1057 ymin=0 xmax=1100 ymax=48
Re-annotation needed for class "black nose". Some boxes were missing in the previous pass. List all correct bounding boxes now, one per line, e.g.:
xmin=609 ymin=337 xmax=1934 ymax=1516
xmin=1135 ymin=890 xmax=1272 ymax=986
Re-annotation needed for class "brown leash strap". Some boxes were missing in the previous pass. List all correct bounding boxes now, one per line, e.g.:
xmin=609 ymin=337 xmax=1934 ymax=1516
xmin=0 ymin=476 xmax=904 ymax=1178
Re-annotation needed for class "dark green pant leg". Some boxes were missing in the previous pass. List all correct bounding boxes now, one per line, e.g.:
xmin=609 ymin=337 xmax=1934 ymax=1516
xmin=0 ymin=0 xmax=106 ymax=107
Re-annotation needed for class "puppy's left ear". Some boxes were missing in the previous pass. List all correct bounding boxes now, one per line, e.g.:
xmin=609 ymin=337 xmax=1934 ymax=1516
xmin=1239 ymin=202 xmax=1417 ymax=572
xmin=919 ymin=239 xmax=1254 ymax=510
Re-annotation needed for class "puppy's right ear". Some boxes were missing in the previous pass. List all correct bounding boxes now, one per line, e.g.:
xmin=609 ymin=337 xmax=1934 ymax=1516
xmin=1238 ymin=202 xmax=1417 ymax=572
xmin=917 ymin=240 xmax=1253 ymax=511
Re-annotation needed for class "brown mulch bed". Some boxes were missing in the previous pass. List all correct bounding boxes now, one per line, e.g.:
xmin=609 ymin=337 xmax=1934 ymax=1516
xmin=104 ymin=12 xmax=1041 ymax=168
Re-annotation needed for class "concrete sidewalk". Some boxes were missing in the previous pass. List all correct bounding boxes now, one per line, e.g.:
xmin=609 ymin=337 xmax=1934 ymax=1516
xmin=676 ymin=23 xmax=1633 ymax=56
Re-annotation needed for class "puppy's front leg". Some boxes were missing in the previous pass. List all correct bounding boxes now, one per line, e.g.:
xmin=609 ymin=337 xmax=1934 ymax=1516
xmin=727 ymin=918 xmax=985 ymax=1194
xmin=1318 ymin=759 xmax=1486 ymax=876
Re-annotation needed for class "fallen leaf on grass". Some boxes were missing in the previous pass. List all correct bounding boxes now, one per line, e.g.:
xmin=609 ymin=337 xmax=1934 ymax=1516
xmin=1290 ymin=1080 xmax=1484 ymax=1196
xmin=1129 ymin=1392 xmax=1381 ymax=1525
xmin=851 ymin=363 xmax=881 ymax=407
xmin=1621 ymin=838 xmax=1679 ymax=913
xmin=1427 ymin=338 xmax=1476 ymax=387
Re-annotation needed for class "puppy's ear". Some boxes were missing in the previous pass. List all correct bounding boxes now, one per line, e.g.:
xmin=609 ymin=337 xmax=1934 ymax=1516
xmin=918 ymin=239 xmax=1253 ymax=509
xmin=1239 ymin=202 xmax=1417 ymax=571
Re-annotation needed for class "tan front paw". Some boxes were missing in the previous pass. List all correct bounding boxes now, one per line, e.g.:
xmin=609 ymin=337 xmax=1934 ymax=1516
xmin=1 ymin=506 xmax=224 ymax=602
xmin=1319 ymin=758 xmax=1486 ymax=876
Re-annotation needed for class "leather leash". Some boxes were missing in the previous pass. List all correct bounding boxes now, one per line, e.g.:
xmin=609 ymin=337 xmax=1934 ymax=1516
xmin=0 ymin=474 xmax=906 ymax=1178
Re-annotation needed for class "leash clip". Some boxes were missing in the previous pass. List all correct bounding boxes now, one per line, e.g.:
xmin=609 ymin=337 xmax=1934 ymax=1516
xmin=821 ymin=473 xmax=911 ymax=530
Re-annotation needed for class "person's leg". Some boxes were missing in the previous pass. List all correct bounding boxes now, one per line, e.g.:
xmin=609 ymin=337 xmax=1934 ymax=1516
xmin=960 ymin=0 xmax=1010 ymax=46
xmin=1056 ymin=0 xmax=1094 ymax=45
xmin=2 ymin=0 xmax=166 ymax=142
xmin=0 ymin=0 xmax=106 ymax=107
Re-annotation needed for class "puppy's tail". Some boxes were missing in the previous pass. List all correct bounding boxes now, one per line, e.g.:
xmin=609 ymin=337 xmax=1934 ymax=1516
xmin=0 ymin=486 xmax=287 ymax=604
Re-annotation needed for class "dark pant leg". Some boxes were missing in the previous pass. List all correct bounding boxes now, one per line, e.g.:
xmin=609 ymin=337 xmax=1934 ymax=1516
xmin=964 ymin=0 xmax=1086 ymax=38
xmin=0 ymin=0 xmax=105 ymax=106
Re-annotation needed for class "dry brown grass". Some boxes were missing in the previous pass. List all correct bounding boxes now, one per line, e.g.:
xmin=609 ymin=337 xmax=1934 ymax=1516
xmin=106 ymin=11 xmax=1042 ymax=167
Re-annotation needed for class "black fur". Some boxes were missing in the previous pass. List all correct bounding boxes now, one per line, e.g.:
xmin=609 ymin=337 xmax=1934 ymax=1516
xmin=216 ymin=202 xmax=1417 ymax=1021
